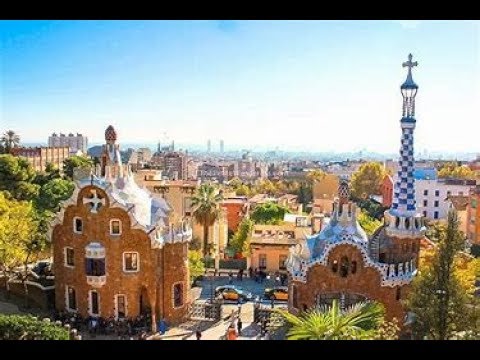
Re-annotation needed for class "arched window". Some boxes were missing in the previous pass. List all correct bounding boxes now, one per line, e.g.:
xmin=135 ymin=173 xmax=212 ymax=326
xmin=340 ymin=256 xmax=349 ymax=278
xmin=351 ymin=261 xmax=357 ymax=274
xmin=331 ymin=260 xmax=338 ymax=273
xmin=405 ymin=217 xmax=410 ymax=230
xmin=395 ymin=217 xmax=400 ymax=228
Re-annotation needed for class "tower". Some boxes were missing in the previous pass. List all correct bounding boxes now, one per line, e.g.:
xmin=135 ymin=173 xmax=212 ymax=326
xmin=220 ymin=139 xmax=224 ymax=153
xmin=100 ymin=125 xmax=123 ymax=177
xmin=207 ymin=139 xmax=211 ymax=153
xmin=385 ymin=54 xmax=425 ymax=239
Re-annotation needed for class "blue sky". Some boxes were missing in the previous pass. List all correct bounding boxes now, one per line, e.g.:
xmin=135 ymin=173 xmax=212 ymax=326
xmin=1 ymin=20 xmax=479 ymax=153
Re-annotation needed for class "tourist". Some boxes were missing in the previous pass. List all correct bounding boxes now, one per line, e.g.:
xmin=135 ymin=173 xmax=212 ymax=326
xmin=248 ymin=267 xmax=253 ymax=278
xmin=228 ymin=272 xmax=233 ymax=285
xmin=226 ymin=325 xmax=237 ymax=340
xmin=195 ymin=330 xmax=202 ymax=340
xmin=237 ymin=318 xmax=243 ymax=336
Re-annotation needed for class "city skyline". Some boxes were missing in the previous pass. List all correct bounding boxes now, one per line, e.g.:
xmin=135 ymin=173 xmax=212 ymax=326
xmin=2 ymin=20 xmax=479 ymax=153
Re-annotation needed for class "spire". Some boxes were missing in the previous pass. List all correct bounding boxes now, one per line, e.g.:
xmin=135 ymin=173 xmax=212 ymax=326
xmin=391 ymin=54 xmax=420 ymax=217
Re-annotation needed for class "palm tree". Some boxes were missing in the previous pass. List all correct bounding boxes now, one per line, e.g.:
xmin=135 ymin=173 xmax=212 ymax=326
xmin=279 ymin=299 xmax=385 ymax=340
xmin=1 ymin=130 xmax=20 ymax=153
xmin=191 ymin=183 xmax=223 ymax=258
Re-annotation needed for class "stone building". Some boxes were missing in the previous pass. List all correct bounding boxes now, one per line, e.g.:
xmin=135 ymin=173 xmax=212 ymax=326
xmin=286 ymin=54 xmax=426 ymax=323
xmin=50 ymin=126 xmax=192 ymax=330
xmin=48 ymin=132 xmax=88 ymax=154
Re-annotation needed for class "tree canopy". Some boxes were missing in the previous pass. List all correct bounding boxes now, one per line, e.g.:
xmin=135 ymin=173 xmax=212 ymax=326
xmin=279 ymin=300 xmax=387 ymax=340
xmin=0 ymin=130 xmax=20 ymax=153
xmin=357 ymin=210 xmax=382 ymax=236
xmin=0 ymin=314 xmax=69 ymax=340
xmin=63 ymin=155 xmax=93 ymax=179
xmin=188 ymin=250 xmax=205 ymax=282
xmin=437 ymin=163 xmax=475 ymax=179
xmin=0 ymin=155 xmax=39 ymax=201
xmin=250 ymin=202 xmax=290 ymax=225
xmin=406 ymin=210 xmax=479 ymax=339
xmin=350 ymin=162 xmax=386 ymax=199
xmin=229 ymin=217 xmax=254 ymax=255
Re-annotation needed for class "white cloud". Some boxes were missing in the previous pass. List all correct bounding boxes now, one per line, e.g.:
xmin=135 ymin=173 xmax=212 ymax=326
xmin=394 ymin=20 xmax=422 ymax=29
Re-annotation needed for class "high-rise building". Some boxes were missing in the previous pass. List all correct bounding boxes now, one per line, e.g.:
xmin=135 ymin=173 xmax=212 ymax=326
xmin=48 ymin=133 xmax=88 ymax=154
xmin=220 ymin=140 xmax=224 ymax=153
xmin=286 ymin=54 xmax=425 ymax=323
xmin=207 ymin=139 xmax=211 ymax=153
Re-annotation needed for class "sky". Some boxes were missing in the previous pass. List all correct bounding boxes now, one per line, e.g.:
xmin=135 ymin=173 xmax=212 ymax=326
xmin=1 ymin=20 xmax=479 ymax=153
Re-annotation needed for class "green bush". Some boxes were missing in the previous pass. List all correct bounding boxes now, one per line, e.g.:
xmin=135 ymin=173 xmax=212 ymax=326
xmin=0 ymin=314 xmax=70 ymax=340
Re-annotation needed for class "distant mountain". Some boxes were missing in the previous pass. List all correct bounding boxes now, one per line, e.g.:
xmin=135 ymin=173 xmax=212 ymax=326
xmin=87 ymin=146 xmax=103 ymax=158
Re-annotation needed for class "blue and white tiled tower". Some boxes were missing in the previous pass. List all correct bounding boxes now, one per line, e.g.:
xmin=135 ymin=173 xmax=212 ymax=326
xmin=386 ymin=54 xmax=425 ymax=238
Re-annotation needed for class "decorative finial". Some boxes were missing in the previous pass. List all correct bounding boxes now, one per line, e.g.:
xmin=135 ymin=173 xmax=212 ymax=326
xmin=402 ymin=53 xmax=418 ymax=71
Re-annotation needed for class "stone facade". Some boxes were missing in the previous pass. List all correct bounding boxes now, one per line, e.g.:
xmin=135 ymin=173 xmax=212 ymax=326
xmin=51 ymin=126 xmax=192 ymax=330
xmin=11 ymin=146 xmax=70 ymax=172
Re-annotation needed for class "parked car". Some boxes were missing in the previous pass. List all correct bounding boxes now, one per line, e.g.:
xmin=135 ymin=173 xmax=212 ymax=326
xmin=216 ymin=286 xmax=253 ymax=302
xmin=264 ymin=286 xmax=288 ymax=301
xmin=32 ymin=261 xmax=51 ymax=276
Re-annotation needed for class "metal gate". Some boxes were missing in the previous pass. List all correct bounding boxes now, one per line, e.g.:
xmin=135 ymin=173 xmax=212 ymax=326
xmin=187 ymin=301 xmax=222 ymax=321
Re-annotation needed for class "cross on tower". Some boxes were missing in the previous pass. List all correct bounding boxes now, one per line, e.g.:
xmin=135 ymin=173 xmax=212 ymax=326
xmin=83 ymin=189 xmax=105 ymax=214
xmin=402 ymin=53 xmax=418 ymax=72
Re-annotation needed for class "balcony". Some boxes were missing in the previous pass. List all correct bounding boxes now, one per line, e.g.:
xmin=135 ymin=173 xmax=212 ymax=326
xmin=87 ymin=275 xmax=106 ymax=287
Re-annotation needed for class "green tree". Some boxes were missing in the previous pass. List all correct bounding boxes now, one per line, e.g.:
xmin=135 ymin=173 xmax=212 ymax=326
xmin=250 ymin=202 xmax=290 ymax=225
xmin=191 ymin=183 xmax=223 ymax=257
xmin=438 ymin=164 xmax=475 ymax=179
xmin=0 ymin=130 xmax=20 ymax=153
xmin=0 ymin=192 xmax=47 ymax=305
xmin=235 ymin=184 xmax=250 ymax=196
xmin=306 ymin=169 xmax=326 ymax=183
xmin=63 ymin=155 xmax=93 ymax=179
xmin=279 ymin=299 xmax=385 ymax=340
xmin=357 ymin=210 xmax=382 ymax=236
xmin=34 ymin=163 xmax=62 ymax=186
xmin=229 ymin=218 xmax=254 ymax=255
xmin=350 ymin=162 xmax=386 ymax=199
xmin=0 ymin=314 xmax=70 ymax=340
xmin=35 ymin=178 xmax=75 ymax=213
xmin=188 ymin=250 xmax=205 ymax=282
xmin=406 ymin=210 xmax=476 ymax=339
xmin=0 ymin=154 xmax=39 ymax=201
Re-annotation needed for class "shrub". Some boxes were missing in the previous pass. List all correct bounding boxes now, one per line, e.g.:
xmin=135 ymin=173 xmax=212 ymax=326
xmin=0 ymin=314 xmax=70 ymax=340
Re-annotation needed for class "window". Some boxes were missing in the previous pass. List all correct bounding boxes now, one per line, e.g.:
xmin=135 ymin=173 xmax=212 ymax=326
xmin=73 ymin=217 xmax=83 ymax=234
xmin=110 ymin=219 xmax=121 ymax=235
xmin=434 ymin=200 xmax=439 ymax=208
xmin=85 ymin=258 xmax=105 ymax=276
xmin=434 ymin=211 xmax=439 ymax=219
xmin=173 ymin=283 xmax=184 ymax=308
xmin=66 ymin=286 xmax=77 ymax=311
xmin=116 ymin=295 xmax=127 ymax=319
xmin=89 ymin=290 xmax=99 ymax=316
xmin=339 ymin=256 xmax=349 ymax=278
xmin=396 ymin=287 xmax=402 ymax=301
xmin=423 ymin=200 xmax=428 ymax=207
xmin=64 ymin=247 xmax=74 ymax=267
xmin=351 ymin=261 xmax=357 ymax=274
xmin=423 ymin=190 xmax=428 ymax=196
xmin=279 ymin=255 xmax=288 ymax=270
xmin=459 ymin=191 xmax=464 ymax=196
xmin=435 ymin=190 xmax=440 ymax=197
xmin=259 ymin=254 xmax=267 ymax=270
xmin=292 ymin=285 xmax=298 ymax=309
xmin=423 ymin=211 xmax=427 ymax=218
xmin=331 ymin=260 xmax=338 ymax=273
xmin=123 ymin=252 xmax=139 ymax=272
xmin=184 ymin=197 xmax=193 ymax=217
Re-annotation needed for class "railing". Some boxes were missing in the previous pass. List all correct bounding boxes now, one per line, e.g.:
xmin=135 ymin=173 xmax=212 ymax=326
xmin=86 ymin=275 xmax=107 ymax=287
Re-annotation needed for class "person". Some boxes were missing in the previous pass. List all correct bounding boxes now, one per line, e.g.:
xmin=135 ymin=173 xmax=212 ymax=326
xmin=248 ymin=267 xmax=253 ymax=278
xmin=228 ymin=272 xmax=233 ymax=285
xmin=271 ymin=296 xmax=275 ymax=309
xmin=226 ymin=325 xmax=237 ymax=340
xmin=237 ymin=302 xmax=242 ymax=315
xmin=238 ymin=268 xmax=244 ymax=281
xmin=237 ymin=318 xmax=243 ymax=336
xmin=195 ymin=330 xmax=202 ymax=340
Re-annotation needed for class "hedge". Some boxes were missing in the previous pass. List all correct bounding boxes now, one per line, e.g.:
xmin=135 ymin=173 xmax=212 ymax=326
xmin=0 ymin=314 xmax=70 ymax=340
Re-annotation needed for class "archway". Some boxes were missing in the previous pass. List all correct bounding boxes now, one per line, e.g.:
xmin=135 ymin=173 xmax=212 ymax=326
xmin=139 ymin=286 xmax=151 ymax=316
